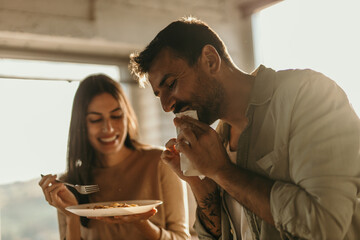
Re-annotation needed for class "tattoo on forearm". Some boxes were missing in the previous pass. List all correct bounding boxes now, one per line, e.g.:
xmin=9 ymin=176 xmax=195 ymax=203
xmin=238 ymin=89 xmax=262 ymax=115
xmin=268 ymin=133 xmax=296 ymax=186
xmin=198 ymin=207 xmax=216 ymax=227
xmin=197 ymin=190 xmax=221 ymax=236
xmin=201 ymin=190 xmax=220 ymax=208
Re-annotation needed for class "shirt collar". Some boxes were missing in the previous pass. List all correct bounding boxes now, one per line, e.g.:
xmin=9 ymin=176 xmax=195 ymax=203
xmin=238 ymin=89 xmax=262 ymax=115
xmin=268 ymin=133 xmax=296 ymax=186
xmin=248 ymin=64 xmax=275 ymax=107
xmin=216 ymin=65 xmax=275 ymax=142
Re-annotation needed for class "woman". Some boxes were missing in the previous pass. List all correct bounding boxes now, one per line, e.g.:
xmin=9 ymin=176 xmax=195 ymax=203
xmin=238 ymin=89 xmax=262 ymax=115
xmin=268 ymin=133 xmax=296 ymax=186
xmin=39 ymin=74 xmax=190 ymax=240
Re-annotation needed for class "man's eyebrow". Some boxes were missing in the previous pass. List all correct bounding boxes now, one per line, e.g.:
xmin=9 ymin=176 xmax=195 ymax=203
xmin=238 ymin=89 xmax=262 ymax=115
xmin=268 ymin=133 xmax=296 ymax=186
xmin=154 ymin=73 xmax=173 ymax=96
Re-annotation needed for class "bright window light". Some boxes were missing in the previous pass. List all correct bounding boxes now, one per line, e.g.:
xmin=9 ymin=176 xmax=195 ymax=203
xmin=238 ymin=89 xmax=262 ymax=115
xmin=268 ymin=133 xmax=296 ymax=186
xmin=0 ymin=59 xmax=120 ymax=185
xmin=0 ymin=58 xmax=120 ymax=81
xmin=252 ymin=0 xmax=360 ymax=116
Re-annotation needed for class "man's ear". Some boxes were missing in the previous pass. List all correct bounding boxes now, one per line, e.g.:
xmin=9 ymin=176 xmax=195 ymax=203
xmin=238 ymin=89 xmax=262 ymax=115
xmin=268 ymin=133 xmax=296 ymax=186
xmin=200 ymin=45 xmax=221 ymax=74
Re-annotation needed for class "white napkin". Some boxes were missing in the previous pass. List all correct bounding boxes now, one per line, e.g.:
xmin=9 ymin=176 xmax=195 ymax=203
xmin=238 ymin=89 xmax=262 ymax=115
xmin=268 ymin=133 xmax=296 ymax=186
xmin=175 ymin=110 xmax=205 ymax=180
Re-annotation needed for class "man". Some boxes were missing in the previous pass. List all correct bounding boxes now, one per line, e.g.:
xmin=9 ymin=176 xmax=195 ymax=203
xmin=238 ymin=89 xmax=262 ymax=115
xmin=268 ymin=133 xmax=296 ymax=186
xmin=129 ymin=17 xmax=360 ymax=240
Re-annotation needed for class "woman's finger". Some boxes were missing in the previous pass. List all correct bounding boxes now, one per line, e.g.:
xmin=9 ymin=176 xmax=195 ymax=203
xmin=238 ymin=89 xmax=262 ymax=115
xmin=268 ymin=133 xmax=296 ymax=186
xmin=38 ymin=174 xmax=48 ymax=186
xmin=39 ymin=174 xmax=54 ymax=189
xmin=47 ymin=181 xmax=63 ymax=194
xmin=164 ymin=138 xmax=177 ymax=150
xmin=49 ymin=184 xmax=68 ymax=207
xmin=116 ymin=208 xmax=157 ymax=221
xmin=48 ymin=184 xmax=62 ymax=206
xmin=40 ymin=176 xmax=54 ymax=202
xmin=95 ymin=208 xmax=158 ymax=224
xmin=161 ymin=149 xmax=173 ymax=161
xmin=47 ymin=183 xmax=64 ymax=205
xmin=40 ymin=175 xmax=58 ymax=204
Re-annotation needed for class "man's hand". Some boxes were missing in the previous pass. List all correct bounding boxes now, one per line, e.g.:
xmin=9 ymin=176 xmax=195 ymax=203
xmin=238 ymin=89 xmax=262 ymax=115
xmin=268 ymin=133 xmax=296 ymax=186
xmin=174 ymin=116 xmax=232 ymax=179
xmin=162 ymin=132 xmax=222 ymax=238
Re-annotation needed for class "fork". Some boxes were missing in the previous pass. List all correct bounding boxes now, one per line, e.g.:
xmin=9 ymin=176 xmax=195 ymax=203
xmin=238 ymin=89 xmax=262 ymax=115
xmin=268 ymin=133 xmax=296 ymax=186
xmin=41 ymin=174 xmax=100 ymax=194
xmin=56 ymin=179 xmax=100 ymax=195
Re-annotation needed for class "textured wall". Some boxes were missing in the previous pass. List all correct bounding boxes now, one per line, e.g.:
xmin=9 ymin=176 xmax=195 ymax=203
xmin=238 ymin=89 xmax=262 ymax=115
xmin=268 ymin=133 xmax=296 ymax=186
xmin=0 ymin=0 xmax=254 ymax=68
xmin=0 ymin=0 xmax=255 ymax=146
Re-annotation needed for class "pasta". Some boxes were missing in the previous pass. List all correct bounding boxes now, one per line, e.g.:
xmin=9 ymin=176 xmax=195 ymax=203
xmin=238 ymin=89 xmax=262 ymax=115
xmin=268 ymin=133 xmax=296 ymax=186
xmin=91 ymin=202 xmax=138 ymax=209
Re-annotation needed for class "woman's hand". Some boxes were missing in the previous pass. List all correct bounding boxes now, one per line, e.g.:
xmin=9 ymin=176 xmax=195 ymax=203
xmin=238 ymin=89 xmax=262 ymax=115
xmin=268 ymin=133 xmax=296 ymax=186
xmin=162 ymin=138 xmax=201 ymax=183
xmin=91 ymin=209 xmax=160 ymax=239
xmin=39 ymin=174 xmax=78 ymax=217
xmin=89 ymin=208 xmax=157 ymax=224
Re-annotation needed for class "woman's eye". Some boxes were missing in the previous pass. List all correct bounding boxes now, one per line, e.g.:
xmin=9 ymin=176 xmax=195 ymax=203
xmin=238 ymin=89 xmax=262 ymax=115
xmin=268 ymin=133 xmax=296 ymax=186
xmin=111 ymin=115 xmax=123 ymax=119
xmin=89 ymin=119 xmax=102 ymax=123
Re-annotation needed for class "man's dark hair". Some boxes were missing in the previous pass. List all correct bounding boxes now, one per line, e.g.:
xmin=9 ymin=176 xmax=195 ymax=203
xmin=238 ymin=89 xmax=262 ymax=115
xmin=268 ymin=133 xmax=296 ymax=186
xmin=129 ymin=16 xmax=233 ymax=86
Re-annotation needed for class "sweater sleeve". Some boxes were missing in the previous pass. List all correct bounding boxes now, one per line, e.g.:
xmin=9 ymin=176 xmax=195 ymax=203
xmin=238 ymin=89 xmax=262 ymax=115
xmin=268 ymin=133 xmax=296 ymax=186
xmin=270 ymin=71 xmax=360 ymax=239
xmin=158 ymin=159 xmax=191 ymax=240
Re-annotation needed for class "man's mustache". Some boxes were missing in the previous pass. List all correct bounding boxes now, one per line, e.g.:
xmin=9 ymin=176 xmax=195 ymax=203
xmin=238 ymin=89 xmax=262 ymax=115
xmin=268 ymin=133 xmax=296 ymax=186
xmin=173 ymin=102 xmax=190 ymax=114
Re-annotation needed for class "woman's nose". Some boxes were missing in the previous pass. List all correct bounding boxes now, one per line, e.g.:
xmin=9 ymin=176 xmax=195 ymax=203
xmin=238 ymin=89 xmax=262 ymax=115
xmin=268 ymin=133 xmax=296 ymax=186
xmin=101 ymin=119 xmax=114 ymax=133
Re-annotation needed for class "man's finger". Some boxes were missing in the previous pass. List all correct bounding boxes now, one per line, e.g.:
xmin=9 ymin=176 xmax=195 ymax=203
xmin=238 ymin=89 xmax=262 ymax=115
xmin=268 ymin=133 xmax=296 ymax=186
xmin=179 ymin=127 xmax=198 ymax=144
xmin=174 ymin=116 xmax=209 ymax=132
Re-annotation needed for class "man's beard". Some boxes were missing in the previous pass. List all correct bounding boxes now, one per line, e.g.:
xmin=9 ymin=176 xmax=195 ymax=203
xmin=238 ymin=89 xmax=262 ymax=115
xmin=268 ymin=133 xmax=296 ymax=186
xmin=196 ymin=83 xmax=225 ymax=125
xmin=174 ymin=76 xmax=225 ymax=125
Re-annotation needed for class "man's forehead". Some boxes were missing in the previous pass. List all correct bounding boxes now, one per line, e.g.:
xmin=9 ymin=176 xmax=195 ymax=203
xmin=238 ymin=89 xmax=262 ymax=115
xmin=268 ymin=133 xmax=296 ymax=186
xmin=148 ymin=49 xmax=180 ymax=84
xmin=149 ymin=48 xmax=174 ymax=71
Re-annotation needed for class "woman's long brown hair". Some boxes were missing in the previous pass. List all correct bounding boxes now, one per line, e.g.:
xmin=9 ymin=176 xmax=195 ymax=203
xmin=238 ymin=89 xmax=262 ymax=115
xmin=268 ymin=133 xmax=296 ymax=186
xmin=66 ymin=74 xmax=143 ymax=184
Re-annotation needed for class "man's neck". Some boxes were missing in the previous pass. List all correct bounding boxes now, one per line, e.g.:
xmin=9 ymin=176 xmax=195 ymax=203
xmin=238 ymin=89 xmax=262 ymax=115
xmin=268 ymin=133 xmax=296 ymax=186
xmin=229 ymin=119 xmax=249 ymax=151
xmin=220 ymin=66 xmax=255 ymax=130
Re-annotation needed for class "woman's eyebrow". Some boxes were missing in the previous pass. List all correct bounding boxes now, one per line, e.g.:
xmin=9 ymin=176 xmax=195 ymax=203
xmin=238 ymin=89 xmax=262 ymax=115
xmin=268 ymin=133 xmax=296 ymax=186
xmin=87 ymin=107 xmax=122 ymax=115
xmin=87 ymin=111 xmax=101 ymax=116
xmin=110 ymin=107 xmax=122 ymax=113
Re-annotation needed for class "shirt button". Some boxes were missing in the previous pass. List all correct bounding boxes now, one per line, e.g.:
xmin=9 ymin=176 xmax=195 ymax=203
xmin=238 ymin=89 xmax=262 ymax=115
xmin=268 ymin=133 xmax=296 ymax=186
xmin=230 ymin=229 xmax=234 ymax=234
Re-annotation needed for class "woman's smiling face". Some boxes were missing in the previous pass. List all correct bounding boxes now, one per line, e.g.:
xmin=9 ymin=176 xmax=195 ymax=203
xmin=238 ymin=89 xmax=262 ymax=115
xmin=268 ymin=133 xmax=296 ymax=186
xmin=86 ymin=92 xmax=127 ymax=156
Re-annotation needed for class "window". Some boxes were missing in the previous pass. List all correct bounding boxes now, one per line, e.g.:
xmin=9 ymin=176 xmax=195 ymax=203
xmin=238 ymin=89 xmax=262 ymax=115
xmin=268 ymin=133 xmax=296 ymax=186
xmin=252 ymin=0 xmax=360 ymax=116
xmin=0 ymin=58 xmax=120 ymax=239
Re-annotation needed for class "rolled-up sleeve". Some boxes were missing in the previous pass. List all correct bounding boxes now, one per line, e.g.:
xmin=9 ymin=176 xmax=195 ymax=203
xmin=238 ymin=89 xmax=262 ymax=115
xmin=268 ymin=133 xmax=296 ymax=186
xmin=270 ymin=72 xmax=360 ymax=239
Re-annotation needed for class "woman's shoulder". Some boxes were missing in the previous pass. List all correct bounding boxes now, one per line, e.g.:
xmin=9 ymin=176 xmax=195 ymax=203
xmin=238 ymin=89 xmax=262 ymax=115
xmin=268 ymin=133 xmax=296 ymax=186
xmin=137 ymin=145 xmax=163 ymax=161
xmin=139 ymin=145 xmax=163 ymax=155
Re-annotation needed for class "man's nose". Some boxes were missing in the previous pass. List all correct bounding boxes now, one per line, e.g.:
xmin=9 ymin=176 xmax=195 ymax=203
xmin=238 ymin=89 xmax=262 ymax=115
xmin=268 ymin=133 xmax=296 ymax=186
xmin=102 ymin=119 xmax=114 ymax=133
xmin=160 ymin=94 xmax=175 ymax=112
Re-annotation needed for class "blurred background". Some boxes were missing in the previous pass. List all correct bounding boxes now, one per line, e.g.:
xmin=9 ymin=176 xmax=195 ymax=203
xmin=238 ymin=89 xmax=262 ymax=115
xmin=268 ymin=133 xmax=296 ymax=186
xmin=0 ymin=0 xmax=359 ymax=239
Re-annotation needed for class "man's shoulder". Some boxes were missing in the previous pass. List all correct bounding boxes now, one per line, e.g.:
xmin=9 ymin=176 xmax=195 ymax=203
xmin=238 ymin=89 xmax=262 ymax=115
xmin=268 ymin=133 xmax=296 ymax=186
xmin=267 ymin=67 xmax=336 ymax=97
xmin=275 ymin=67 xmax=332 ymax=84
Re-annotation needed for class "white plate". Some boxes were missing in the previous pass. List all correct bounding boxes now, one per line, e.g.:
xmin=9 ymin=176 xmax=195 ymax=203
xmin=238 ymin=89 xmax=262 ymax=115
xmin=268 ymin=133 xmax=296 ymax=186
xmin=66 ymin=200 xmax=163 ymax=217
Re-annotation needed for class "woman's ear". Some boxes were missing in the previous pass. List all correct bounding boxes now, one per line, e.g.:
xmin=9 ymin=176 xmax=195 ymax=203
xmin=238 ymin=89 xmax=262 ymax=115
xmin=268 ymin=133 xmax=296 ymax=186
xmin=200 ymin=45 xmax=221 ymax=74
